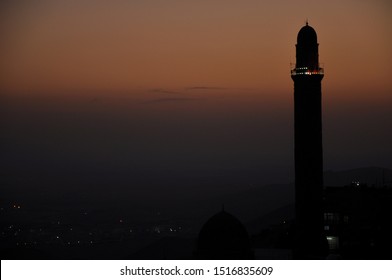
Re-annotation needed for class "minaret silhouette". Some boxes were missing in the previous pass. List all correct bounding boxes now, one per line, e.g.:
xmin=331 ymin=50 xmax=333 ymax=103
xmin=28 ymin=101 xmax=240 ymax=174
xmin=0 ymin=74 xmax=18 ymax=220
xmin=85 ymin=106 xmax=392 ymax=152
xmin=291 ymin=22 xmax=327 ymax=258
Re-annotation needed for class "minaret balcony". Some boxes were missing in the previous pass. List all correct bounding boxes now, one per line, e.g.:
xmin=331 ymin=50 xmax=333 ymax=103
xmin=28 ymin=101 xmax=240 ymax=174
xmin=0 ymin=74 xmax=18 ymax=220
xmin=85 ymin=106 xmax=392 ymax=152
xmin=291 ymin=66 xmax=324 ymax=76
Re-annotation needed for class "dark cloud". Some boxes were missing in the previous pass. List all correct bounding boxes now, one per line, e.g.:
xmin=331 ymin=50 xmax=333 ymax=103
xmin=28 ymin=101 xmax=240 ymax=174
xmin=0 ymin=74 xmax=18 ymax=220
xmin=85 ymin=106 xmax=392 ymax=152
xmin=142 ymin=97 xmax=199 ymax=104
xmin=149 ymin=89 xmax=182 ymax=95
xmin=185 ymin=86 xmax=227 ymax=91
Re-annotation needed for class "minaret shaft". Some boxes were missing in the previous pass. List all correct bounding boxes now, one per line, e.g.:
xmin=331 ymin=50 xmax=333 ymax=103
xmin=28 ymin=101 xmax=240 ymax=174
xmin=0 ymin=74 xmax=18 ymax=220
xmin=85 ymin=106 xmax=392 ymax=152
xmin=291 ymin=23 xmax=326 ymax=258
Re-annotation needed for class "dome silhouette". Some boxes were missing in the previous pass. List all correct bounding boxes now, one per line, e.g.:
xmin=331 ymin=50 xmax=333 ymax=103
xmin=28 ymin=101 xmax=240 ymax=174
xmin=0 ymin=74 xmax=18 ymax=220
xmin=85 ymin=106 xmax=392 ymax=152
xmin=297 ymin=22 xmax=318 ymax=45
xmin=195 ymin=210 xmax=253 ymax=259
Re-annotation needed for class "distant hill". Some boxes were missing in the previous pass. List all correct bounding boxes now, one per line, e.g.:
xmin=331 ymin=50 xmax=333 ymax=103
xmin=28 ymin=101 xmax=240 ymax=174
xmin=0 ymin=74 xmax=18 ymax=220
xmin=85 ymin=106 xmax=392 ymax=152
xmin=246 ymin=204 xmax=294 ymax=235
xmin=324 ymin=167 xmax=392 ymax=187
xmin=226 ymin=167 xmax=392 ymax=235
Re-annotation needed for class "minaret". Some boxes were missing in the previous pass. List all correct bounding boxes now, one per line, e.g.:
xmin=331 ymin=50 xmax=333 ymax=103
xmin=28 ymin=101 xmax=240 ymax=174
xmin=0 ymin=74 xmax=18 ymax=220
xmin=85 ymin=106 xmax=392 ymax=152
xmin=291 ymin=22 xmax=327 ymax=258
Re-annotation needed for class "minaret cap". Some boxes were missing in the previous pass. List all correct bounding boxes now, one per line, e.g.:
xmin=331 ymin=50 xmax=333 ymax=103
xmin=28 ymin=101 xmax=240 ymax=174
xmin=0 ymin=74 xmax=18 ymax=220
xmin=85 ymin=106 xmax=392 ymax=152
xmin=297 ymin=23 xmax=318 ymax=45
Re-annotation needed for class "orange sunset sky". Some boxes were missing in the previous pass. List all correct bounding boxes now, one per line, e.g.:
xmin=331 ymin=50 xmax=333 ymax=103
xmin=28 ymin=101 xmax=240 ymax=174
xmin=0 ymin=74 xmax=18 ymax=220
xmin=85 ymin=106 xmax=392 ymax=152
xmin=1 ymin=0 xmax=391 ymax=97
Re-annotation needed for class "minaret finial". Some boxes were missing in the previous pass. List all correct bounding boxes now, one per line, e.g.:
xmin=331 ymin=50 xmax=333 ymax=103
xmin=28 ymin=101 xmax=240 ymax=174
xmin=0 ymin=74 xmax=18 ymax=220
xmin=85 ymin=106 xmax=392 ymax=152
xmin=306 ymin=18 xmax=309 ymax=26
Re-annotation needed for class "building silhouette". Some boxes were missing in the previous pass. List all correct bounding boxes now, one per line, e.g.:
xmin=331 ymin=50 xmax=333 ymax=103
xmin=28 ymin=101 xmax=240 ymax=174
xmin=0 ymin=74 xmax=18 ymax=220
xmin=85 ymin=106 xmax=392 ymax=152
xmin=323 ymin=183 xmax=392 ymax=259
xmin=195 ymin=23 xmax=329 ymax=260
xmin=195 ymin=209 xmax=254 ymax=259
xmin=291 ymin=22 xmax=328 ymax=258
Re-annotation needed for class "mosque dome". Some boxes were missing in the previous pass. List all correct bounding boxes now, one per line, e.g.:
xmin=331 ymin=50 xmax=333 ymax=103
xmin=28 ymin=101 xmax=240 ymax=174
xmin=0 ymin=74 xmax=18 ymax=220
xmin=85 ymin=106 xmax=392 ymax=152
xmin=195 ymin=210 xmax=253 ymax=259
xmin=297 ymin=22 xmax=318 ymax=45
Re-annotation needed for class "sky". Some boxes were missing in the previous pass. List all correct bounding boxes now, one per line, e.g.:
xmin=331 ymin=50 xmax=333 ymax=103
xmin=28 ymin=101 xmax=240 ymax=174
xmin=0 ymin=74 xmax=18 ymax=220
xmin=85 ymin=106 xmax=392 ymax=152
xmin=1 ymin=0 xmax=392 ymax=200
xmin=1 ymin=0 xmax=392 ymax=93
